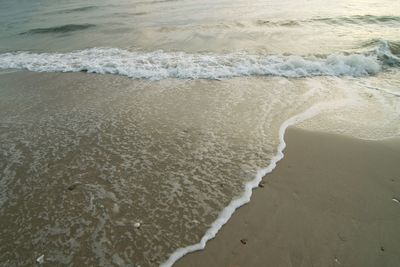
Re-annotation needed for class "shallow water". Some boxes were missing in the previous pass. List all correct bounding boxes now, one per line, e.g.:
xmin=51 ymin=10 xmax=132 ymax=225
xmin=0 ymin=0 xmax=399 ymax=266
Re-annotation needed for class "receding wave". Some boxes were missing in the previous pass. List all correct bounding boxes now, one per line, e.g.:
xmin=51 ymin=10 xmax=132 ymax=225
xmin=0 ymin=40 xmax=398 ymax=80
xmin=20 ymin=24 xmax=96 ymax=34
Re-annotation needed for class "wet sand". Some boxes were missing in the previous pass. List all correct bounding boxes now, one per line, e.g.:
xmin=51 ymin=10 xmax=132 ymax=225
xmin=176 ymin=127 xmax=400 ymax=267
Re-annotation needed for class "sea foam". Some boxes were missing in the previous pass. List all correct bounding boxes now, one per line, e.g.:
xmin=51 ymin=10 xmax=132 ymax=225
xmin=0 ymin=47 xmax=390 ymax=80
xmin=160 ymin=95 xmax=356 ymax=267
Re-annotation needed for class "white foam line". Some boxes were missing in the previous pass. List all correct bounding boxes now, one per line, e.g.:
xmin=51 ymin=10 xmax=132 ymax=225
xmin=160 ymin=98 xmax=352 ymax=267
xmin=365 ymin=85 xmax=400 ymax=97
xmin=0 ymin=48 xmax=383 ymax=80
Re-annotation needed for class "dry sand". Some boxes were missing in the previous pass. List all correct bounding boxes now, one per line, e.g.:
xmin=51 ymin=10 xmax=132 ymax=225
xmin=176 ymin=127 xmax=400 ymax=267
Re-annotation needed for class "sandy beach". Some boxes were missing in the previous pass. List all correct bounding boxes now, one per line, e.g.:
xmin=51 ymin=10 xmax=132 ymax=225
xmin=1 ymin=0 xmax=400 ymax=265
xmin=176 ymin=127 xmax=400 ymax=267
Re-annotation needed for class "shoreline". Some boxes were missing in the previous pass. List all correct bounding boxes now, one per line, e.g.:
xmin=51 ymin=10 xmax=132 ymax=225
xmin=1 ymin=71 xmax=399 ymax=266
xmin=161 ymin=103 xmax=340 ymax=267
xmin=175 ymin=127 xmax=400 ymax=267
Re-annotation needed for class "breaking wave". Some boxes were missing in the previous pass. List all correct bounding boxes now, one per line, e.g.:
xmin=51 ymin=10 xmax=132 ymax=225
xmin=0 ymin=40 xmax=398 ymax=80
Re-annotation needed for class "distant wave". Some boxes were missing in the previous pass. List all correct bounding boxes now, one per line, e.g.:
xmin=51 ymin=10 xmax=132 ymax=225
xmin=20 ymin=24 xmax=95 ymax=34
xmin=314 ymin=15 xmax=400 ymax=25
xmin=111 ymin=11 xmax=148 ymax=17
xmin=137 ymin=0 xmax=180 ymax=5
xmin=0 ymin=40 xmax=398 ymax=80
xmin=48 ymin=6 xmax=98 ymax=14
xmin=256 ymin=15 xmax=400 ymax=27
xmin=256 ymin=20 xmax=300 ymax=27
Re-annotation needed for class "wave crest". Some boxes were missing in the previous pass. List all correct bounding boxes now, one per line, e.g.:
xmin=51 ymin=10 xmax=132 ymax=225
xmin=0 ymin=40 xmax=397 ymax=80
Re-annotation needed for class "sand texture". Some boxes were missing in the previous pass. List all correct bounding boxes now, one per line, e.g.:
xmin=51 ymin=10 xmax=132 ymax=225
xmin=176 ymin=128 xmax=400 ymax=267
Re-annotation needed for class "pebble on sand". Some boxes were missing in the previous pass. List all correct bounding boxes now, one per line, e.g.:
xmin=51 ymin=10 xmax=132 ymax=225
xmin=67 ymin=183 xmax=80 ymax=191
xmin=134 ymin=222 xmax=141 ymax=228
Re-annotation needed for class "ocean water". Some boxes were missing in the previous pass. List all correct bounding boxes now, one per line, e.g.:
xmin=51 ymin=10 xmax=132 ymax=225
xmin=0 ymin=0 xmax=399 ymax=266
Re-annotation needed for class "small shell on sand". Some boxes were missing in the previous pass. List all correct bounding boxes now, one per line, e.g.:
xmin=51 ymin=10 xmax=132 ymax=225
xmin=36 ymin=254 xmax=44 ymax=264
xmin=134 ymin=222 xmax=141 ymax=228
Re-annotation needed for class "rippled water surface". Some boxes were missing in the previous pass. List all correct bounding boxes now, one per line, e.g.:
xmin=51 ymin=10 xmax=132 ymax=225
xmin=0 ymin=0 xmax=399 ymax=266
xmin=0 ymin=0 xmax=399 ymax=54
